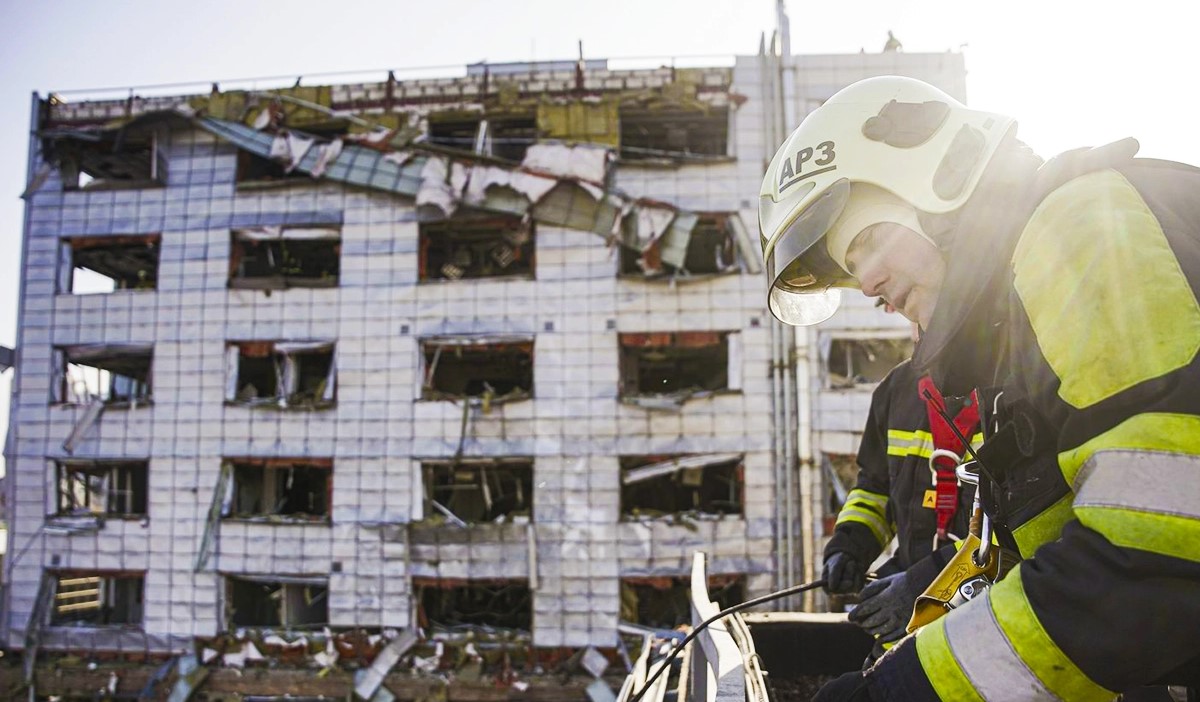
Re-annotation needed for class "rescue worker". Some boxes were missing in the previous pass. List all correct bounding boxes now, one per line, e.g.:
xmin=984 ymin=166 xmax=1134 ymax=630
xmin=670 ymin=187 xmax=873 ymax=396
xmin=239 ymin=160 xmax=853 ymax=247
xmin=759 ymin=76 xmax=1200 ymax=700
xmin=824 ymin=349 xmax=981 ymax=648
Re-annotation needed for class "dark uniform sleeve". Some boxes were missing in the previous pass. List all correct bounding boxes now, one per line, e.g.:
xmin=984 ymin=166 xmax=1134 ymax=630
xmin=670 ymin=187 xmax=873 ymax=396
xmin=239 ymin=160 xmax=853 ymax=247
xmin=824 ymin=364 xmax=902 ymax=567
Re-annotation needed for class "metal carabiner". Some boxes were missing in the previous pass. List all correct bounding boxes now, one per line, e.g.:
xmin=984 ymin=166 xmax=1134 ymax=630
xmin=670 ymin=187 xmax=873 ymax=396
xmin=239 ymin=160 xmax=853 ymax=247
xmin=929 ymin=448 xmax=962 ymax=486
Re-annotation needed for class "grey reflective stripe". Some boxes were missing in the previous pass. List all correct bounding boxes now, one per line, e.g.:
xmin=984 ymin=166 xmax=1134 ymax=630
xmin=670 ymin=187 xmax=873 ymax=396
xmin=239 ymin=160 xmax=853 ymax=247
xmin=1074 ymin=450 xmax=1200 ymax=519
xmin=942 ymin=594 xmax=1061 ymax=701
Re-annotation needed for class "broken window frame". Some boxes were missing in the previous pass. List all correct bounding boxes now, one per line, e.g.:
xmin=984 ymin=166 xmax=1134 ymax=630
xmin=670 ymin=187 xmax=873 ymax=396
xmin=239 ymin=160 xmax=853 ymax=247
xmin=228 ymin=226 xmax=341 ymax=290
xmin=618 ymin=106 xmax=731 ymax=163
xmin=413 ymin=577 xmax=533 ymax=632
xmin=418 ymin=458 xmax=533 ymax=526
xmin=619 ymin=575 xmax=745 ymax=629
xmin=49 ymin=571 xmax=145 ymax=628
xmin=618 ymin=331 xmax=740 ymax=403
xmin=221 ymin=457 xmax=332 ymax=523
xmin=619 ymin=213 xmax=742 ymax=279
xmin=52 ymin=459 xmax=149 ymax=520
xmin=418 ymin=336 xmax=534 ymax=403
xmin=51 ymin=127 xmax=167 ymax=192
xmin=57 ymin=234 xmax=161 ymax=294
xmin=418 ymin=211 xmax=535 ymax=282
xmin=225 ymin=341 xmax=336 ymax=410
xmin=224 ymin=575 xmax=330 ymax=631
xmin=619 ymin=453 xmax=745 ymax=520
xmin=820 ymin=334 xmax=915 ymax=389
xmin=52 ymin=344 xmax=154 ymax=407
xmin=426 ymin=111 xmax=538 ymax=162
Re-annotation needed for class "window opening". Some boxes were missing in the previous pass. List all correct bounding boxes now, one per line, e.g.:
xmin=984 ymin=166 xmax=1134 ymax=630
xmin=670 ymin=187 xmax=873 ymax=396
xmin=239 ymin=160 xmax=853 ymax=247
xmin=620 ymin=454 xmax=743 ymax=519
xmin=420 ymin=458 xmax=532 ymax=525
xmin=419 ymin=212 xmax=533 ymax=281
xmin=55 ymin=460 xmax=148 ymax=518
xmin=226 ymin=341 xmax=336 ymax=409
xmin=427 ymin=114 xmax=537 ymax=162
xmin=225 ymin=458 xmax=331 ymax=521
xmin=55 ymin=344 xmax=153 ymax=406
xmin=60 ymin=235 xmax=160 ymax=294
xmin=51 ymin=572 xmax=144 ymax=627
xmin=413 ymin=578 xmax=532 ymax=631
xmin=826 ymin=338 xmax=913 ymax=388
xmin=421 ymin=338 xmax=533 ymax=401
xmin=227 ymin=576 xmax=329 ymax=629
xmin=619 ymin=107 xmax=728 ymax=162
xmin=229 ymin=227 xmax=340 ymax=290
xmin=54 ymin=131 xmax=165 ymax=191
xmin=620 ymin=214 xmax=737 ymax=278
xmin=619 ymin=575 xmax=745 ymax=629
xmin=619 ymin=332 xmax=729 ymax=398
xmin=236 ymin=150 xmax=310 ymax=186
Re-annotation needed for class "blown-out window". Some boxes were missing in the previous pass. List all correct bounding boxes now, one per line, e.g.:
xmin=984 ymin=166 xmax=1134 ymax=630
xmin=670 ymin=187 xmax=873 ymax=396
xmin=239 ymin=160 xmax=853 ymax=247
xmin=419 ymin=212 xmax=534 ymax=281
xmin=420 ymin=458 xmax=532 ymax=525
xmin=53 ymin=344 xmax=153 ymax=406
xmin=229 ymin=226 xmax=340 ymax=290
xmin=54 ymin=460 xmax=148 ymax=518
xmin=619 ymin=575 xmax=744 ymax=628
xmin=225 ymin=341 xmax=336 ymax=409
xmin=51 ymin=572 xmax=144 ymax=627
xmin=58 ymin=234 xmax=160 ymax=294
xmin=420 ymin=337 xmax=533 ymax=402
xmin=414 ymin=578 xmax=532 ymax=631
xmin=226 ymin=576 xmax=328 ymax=629
xmin=224 ymin=457 xmax=331 ymax=521
xmin=619 ymin=331 xmax=740 ymax=404
xmin=620 ymin=454 xmax=743 ymax=518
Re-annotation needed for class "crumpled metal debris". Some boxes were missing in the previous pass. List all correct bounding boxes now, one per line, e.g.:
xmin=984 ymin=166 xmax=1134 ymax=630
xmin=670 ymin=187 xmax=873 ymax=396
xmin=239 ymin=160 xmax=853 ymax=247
xmin=521 ymin=142 xmax=613 ymax=183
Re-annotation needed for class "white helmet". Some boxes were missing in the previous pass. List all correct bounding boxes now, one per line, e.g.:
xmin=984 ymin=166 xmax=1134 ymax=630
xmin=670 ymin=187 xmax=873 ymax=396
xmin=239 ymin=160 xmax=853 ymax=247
xmin=759 ymin=76 xmax=1015 ymax=325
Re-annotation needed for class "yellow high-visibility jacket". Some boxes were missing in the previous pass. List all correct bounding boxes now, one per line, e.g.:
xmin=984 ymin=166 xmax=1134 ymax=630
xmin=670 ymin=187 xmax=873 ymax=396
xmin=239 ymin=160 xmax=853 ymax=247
xmin=868 ymin=151 xmax=1200 ymax=699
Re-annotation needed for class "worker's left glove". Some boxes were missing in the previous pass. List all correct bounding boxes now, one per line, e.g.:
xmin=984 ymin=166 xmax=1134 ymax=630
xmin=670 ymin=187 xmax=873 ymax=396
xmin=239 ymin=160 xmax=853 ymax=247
xmin=848 ymin=571 xmax=917 ymax=642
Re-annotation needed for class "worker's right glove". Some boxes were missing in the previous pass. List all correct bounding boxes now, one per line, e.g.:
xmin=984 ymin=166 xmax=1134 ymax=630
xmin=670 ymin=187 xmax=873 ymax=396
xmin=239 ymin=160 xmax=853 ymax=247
xmin=848 ymin=571 xmax=918 ymax=642
xmin=823 ymin=551 xmax=867 ymax=594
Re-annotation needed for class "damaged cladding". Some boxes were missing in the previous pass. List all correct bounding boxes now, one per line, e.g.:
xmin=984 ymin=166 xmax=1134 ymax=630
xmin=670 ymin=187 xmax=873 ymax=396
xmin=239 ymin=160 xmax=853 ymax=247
xmin=619 ymin=213 xmax=740 ymax=278
xmin=619 ymin=331 xmax=730 ymax=398
xmin=44 ymin=121 xmax=167 ymax=191
xmin=618 ymin=106 xmax=730 ymax=162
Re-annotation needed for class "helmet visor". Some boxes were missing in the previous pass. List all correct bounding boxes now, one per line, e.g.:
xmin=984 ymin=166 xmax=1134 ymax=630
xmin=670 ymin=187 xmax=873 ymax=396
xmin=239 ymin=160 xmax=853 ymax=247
xmin=765 ymin=179 xmax=852 ymax=325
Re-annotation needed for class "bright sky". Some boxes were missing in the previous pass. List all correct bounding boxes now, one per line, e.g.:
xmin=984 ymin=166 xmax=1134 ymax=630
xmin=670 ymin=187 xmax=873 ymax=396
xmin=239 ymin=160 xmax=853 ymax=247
xmin=1 ymin=0 xmax=1197 ymax=466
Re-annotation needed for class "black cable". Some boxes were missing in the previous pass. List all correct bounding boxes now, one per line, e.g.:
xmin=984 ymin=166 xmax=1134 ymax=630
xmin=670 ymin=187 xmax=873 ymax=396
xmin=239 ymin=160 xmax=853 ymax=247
xmin=920 ymin=388 xmax=998 ymax=486
xmin=628 ymin=578 xmax=827 ymax=702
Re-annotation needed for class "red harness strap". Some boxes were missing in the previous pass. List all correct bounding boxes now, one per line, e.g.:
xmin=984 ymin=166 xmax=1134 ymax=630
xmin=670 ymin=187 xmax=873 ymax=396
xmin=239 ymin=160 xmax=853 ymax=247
xmin=917 ymin=375 xmax=981 ymax=541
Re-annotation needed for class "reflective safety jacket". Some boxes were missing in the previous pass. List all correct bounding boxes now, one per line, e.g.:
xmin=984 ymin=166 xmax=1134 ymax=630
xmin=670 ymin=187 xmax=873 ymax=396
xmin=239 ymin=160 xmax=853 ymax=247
xmin=825 ymin=360 xmax=978 ymax=574
xmin=871 ymin=149 xmax=1200 ymax=699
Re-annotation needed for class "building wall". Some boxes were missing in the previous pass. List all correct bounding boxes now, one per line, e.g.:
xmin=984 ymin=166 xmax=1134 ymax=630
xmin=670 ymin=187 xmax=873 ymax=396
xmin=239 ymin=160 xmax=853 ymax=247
xmin=6 ymin=49 xmax=966 ymax=652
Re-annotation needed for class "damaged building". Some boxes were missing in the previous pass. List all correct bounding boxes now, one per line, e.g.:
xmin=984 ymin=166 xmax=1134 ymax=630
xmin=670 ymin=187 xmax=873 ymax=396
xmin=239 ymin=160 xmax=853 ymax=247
xmin=4 ymin=41 xmax=960 ymax=699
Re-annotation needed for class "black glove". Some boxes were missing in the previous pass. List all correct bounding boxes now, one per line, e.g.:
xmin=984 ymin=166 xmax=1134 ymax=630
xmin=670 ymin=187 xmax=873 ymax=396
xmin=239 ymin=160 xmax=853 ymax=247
xmin=848 ymin=571 xmax=917 ymax=642
xmin=823 ymin=552 xmax=867 ymax=594
xmin=813 ymin=670 xmax=873 ymax=702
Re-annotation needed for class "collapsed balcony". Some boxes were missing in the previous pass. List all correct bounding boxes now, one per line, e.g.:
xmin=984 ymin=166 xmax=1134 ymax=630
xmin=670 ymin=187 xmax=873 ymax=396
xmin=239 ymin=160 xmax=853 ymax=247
xmin=419 ymin=211 xmax=534 ymax=281
xmin=226 ymin=576 xmax=329 ymax=630
xmin=53 ymin=459 xmax=148 ymax=525
xmin=619 ymin=331 xmax=737 ymax=407
xmin=620 ymin=213 xmax=740 ymax=278
xmin=427 ymin=111 xmax=538 ymax=162
xmin=420 ymin=458 xmax=532 ymax=526
xmin=620 ymin=575 xmax=744 ymax=629
xmin=824 ymin=337 xmax=914 ymax=389
xmin=620 ymin=454 xmax=743 ymax=520
xmin=420 ymin=337 xmax=533 ymax=403
xmin=618 ymin=106 xmax=729 ymax=162
xmin=50 ymin=571 xmax=145 ymax=628
xmin=59 ymin=234 xmax=160 ymax=294
xmin=229 ymin=227 xmax=341 ymax=290
xmin=413 ymin=578 xmax=532 ymax=632
xmin=225 ymin=341 xmax=336 ymax=409
xmin=53 ymin=344 xmax=153 ymax=406
xmin=224 ymin=457 xmax=331 ymax=523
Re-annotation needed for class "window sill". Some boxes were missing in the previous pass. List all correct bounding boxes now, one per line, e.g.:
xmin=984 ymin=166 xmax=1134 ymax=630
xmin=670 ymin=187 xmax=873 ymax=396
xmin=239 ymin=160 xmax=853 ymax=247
xmin=224 ymin=399 xmax=336 ymax=412
xmin=222 ymin=516 xmax=331 ymax=525
xmin=51 ymin=400 xmax=154 ymax=410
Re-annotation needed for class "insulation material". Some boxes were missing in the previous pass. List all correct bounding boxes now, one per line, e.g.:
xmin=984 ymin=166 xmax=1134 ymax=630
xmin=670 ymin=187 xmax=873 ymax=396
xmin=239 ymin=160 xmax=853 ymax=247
xmin=656 ymin=211 xmax=700 ymax=270
xmin=268 ymin=132 xmax=316 ymax=173
xmin=416 ymin=156 xmax=462 ymax=218
xmin=521 ymin=142 xmax=613 ymax=183
xmin=536 ymin=100 xmax=620 ymax=147
xmin=354 ymin=630 xmax=418 ymax=700
xmin=463 ymin=164 xmax=558 ymax=208
xmin=311 ymin=138 xmax=343 ymax=177
xmin=629 ymin=203 xmax=677 ymax=252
